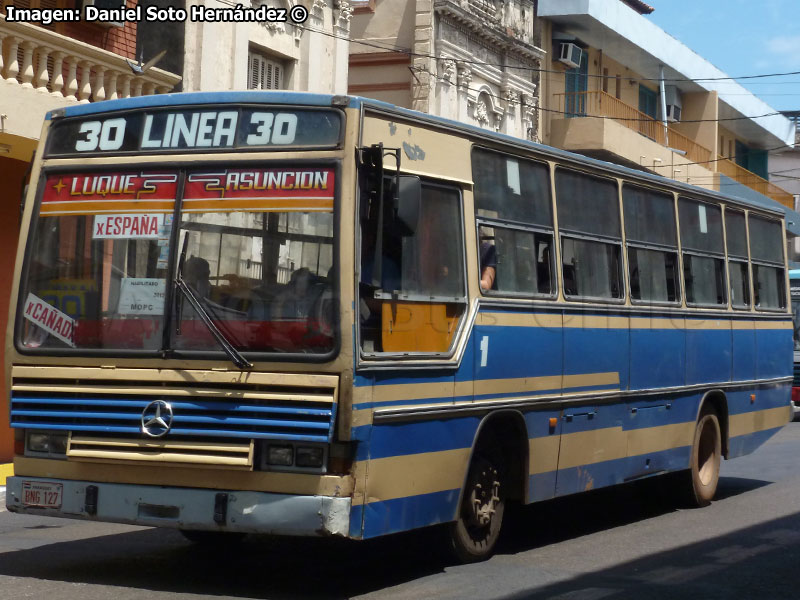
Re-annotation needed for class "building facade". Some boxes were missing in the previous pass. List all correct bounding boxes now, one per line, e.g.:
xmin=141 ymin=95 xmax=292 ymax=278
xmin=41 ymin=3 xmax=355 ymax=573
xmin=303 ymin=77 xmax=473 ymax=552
xmin=537 ymin=0 xmax=796 ymax=216
xmin=139 ymin=0 xmax=351 ymax=95
xmin=349 ymin=0 xmax=545 ymax=141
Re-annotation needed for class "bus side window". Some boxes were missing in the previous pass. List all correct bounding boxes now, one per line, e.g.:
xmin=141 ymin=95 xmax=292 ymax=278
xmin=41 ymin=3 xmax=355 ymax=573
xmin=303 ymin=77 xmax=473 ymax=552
xmin=472 ymin=148 xmax=555 ymax=298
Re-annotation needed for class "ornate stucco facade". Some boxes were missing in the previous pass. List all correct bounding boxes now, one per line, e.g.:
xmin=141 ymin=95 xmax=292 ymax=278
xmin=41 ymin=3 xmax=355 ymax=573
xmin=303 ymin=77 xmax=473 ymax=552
xmin=349 ymin=0 xmax=545 ymax=141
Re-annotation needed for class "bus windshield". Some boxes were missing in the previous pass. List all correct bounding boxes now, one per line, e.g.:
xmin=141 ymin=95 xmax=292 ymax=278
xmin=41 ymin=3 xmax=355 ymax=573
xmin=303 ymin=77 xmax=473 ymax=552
xmin=19 ymin=167 xmax=336 ymax=356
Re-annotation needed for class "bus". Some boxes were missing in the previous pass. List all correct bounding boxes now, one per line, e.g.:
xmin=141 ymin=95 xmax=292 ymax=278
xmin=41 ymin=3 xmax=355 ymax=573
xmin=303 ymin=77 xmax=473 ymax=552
xmin=790 ymin=269 xmax=800 ymax=419
xmin=5 ymin=91 xmax=793 ymax=562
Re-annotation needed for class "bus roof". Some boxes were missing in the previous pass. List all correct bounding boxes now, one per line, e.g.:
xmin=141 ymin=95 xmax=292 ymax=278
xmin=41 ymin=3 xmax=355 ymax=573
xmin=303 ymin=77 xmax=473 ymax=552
xmin=49 ymin=91 xmax=794 ymax=227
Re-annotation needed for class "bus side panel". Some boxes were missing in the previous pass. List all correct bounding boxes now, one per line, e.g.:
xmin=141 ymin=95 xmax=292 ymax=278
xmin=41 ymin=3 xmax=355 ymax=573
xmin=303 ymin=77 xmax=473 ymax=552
xmin=525 ymin=408 xmax=563 ymax=503
xmin=352 ymin=416 xmax=480 ymax=539
xmin=727 ymin=384 xmax=791 ymax=459
xmin=731 ymin=319 xmax=757 ymax=381
xmin=554 ymin=401 xmax=628 ymax=496
xmin=755 ymin=320 xmax=793 ymax=380
xmin=629 ymin=314 xmax=686 ymax=390
xmin=563 ymin=310 xmax=629 ymax=393
xmin=473 ymin=308 xmax=563 ymax=400
xmin=686 ymin=317 xmax=732 ymax=385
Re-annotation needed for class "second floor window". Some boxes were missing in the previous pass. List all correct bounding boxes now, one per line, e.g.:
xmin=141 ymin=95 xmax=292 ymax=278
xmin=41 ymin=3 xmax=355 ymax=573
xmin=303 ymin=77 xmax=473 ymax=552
xmin=248 ymin=51 xmax=284 ymax=90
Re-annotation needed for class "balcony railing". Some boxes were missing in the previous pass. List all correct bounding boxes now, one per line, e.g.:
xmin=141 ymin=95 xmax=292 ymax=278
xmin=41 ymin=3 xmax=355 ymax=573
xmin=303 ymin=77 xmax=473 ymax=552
xmin=554 ymin=90 xmax=712 ymax=164
xmin=0 ymin=14 xmax=180 ymax=102
xmin=554 ymin=90 xmax=794 ymax=210
xmin=716 ymin=156 xmax=794 ymax=210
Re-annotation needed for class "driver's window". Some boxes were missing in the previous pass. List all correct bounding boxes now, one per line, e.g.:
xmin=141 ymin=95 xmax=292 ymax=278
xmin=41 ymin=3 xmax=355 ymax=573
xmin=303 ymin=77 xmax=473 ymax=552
xmin=359 ymin=181 xmax=466 ymax=355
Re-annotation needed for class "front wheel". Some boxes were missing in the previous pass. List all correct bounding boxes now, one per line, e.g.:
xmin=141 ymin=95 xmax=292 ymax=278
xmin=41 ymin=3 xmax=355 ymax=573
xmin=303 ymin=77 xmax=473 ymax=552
xmin=687 ymin=407 xmax=722 ymax=507
xmin=447 ymin=452 xmax=505 ymax=563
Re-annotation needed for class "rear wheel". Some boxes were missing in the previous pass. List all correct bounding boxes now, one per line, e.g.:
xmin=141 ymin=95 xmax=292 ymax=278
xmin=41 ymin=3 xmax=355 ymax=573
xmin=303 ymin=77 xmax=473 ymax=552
xmin=447 ymin=450 xmax=505 ymax=563
xmin=686 ymin=407 xmax=722 ymax=507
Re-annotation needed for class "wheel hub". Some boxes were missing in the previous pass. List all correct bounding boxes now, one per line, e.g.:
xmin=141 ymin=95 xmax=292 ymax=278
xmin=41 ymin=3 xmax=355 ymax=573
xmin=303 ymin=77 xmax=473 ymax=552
xmin=467 ymin=462 xmax=500 ymax=528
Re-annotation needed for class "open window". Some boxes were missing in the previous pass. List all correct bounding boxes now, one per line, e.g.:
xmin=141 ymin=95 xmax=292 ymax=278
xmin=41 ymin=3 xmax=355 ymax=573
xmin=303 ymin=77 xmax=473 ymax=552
xmin=358 ymin=149 xmax=466 ymax=356
xmin=472 ymin=148 xmax=555 ymax=298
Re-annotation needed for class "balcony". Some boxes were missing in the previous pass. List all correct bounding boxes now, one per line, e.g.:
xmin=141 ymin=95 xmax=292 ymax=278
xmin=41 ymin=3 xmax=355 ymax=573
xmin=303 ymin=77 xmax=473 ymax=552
xmin=0 ymin=14 xmax=180 ymax=146
xmin=553 ymin=90 xmax=793 ymax=210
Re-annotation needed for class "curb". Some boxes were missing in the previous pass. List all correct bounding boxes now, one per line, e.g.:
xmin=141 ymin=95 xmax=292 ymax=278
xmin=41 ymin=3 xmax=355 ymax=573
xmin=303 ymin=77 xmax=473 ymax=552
xmin=0 ymin=463 xmax=13 ymax=487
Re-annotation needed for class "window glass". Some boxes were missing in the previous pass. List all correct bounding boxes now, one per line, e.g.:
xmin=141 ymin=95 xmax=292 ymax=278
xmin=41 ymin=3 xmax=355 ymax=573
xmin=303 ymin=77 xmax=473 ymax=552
xmin=678 ymin=198 xmax=724 ymax=253
xmin=173 ymin=210 xmax=335 ymax=354
xmin=472 ymin=149 xmax=552 ymax=226
xmin=562 ymin=238 xmax=622 ymax=299
xmin=749 ymin=216 xmax=783 ymax=264
xmin=19 ymin=171 xmax=178 ymax=351
xmin=359 ymin=181 xmax=465 ymax=354
xmin=754 ymin=264 xmax=786 ymax=309
xmin=623 ymin=185 xmax=676 ymax=247
xmin=481 ymin=226 xmax=553 ymax=295
xmin=729 ymin=260 xmax=750 ymax=308
xmin=725 ymin=210 xmax=748 ymax=258
xmin=684 ymin=255 xmax=726 ymax=305
xmin=555 ymin=169 xmax=620 ymax=238
xmin=629 ymin=247 xmax=679 ymax=303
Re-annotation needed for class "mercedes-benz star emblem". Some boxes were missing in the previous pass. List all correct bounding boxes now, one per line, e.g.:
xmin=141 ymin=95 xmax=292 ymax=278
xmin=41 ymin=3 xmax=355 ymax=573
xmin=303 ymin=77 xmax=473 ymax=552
xmin=141 ymin=400 xmax=174 ymax=438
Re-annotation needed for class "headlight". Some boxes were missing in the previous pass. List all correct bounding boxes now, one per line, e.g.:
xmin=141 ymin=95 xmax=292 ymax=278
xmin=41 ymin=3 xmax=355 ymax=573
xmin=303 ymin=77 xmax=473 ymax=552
xmin=25 ymin=431 xmax=68 ymax=456
xmin=267 ymin=445 xmax=293 ymax=466
xmin=27 ymin=432 xmax=50 ymax=453
xmin=296 ymin=446 xmax=324 ymax=468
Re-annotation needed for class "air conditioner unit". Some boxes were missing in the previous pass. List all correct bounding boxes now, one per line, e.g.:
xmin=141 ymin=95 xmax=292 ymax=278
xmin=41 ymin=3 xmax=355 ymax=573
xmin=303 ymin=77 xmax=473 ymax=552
xmin=558 ymin=43 xmax=583 ymax=69
xmin=82 ymin=0 xmax=125 ymax=28
xmin=666 ymin=104 xmax=682 ymax=123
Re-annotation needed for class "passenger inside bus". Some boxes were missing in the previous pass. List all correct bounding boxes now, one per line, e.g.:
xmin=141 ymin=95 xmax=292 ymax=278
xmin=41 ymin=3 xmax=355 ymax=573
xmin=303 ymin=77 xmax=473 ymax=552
xmin=480 ymin=236 xmax=497 ymax=291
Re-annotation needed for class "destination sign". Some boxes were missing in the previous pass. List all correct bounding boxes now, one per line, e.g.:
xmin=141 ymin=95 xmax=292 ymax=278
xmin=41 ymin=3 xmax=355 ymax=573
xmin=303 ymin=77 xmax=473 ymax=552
xmin=183 ymin=168 xmax=336 ymax=213
xmin=45 ymin=107 xmax=342 ymax=156
xmin=41 ymin=171 xmax=178 ymax=216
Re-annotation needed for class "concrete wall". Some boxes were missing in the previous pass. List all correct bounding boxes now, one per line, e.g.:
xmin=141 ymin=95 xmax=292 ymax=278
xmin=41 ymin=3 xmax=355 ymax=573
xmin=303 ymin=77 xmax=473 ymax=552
xmin=672 ymin=91 xmax=718 ymax=158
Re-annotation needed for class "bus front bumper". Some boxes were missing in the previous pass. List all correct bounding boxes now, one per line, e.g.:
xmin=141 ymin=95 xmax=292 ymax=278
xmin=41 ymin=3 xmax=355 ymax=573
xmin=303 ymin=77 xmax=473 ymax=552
xmin=6 ymin=476 xmax=351 ymax=537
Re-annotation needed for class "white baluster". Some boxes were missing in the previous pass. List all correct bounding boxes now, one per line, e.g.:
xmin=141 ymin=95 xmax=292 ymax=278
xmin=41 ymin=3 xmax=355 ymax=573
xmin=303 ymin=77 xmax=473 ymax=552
xmin=118 ymin=75 xmax=131 ymax=99
xmin=34 ymin=46 xmax=52 ymax=93
xmin=78 ymin=61 xmax=92 ymax=103
xmin=50 ymin=51 xmax=66 ymax=97
xmin=130 ymin=78 xmax=143 ymax=97
xmin=5 ymin=36 xmax=20 ymax=84
xmin=142 ymin=81 xmax=156 ymax=96
xmin=64 ymin=56 xmax=79 ymax=101
xmin=93 ymin=65 xmax=106 ymax=101
xmin=106 ymin=70 xmax=119 ymax=100
xmin=19 ymin=41 xmax=35 ymax=88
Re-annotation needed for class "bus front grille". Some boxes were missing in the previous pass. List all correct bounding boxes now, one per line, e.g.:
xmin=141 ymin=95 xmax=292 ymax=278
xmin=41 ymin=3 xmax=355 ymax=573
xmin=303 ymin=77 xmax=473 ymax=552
xmin=10 ymin=367 xmax=339 ymax=448
xmin=67 ymin=435 xmax=254 ymax=469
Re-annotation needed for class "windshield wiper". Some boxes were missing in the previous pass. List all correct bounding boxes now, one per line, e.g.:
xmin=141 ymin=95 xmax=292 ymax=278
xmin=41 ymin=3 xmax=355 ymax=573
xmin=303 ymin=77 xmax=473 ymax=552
xmin=173 ymin=235 xmax=252 ymax=370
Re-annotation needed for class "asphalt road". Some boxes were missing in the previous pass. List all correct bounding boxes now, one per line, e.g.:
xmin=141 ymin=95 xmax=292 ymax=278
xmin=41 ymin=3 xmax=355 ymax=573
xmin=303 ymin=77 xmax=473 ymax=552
xmin=1 ymin=423 xmax=800 ymax=599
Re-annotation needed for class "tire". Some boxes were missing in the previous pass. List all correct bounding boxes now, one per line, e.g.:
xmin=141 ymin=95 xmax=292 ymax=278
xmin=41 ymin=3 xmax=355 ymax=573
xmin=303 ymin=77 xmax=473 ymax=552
xmin=179 ymin=529 xmax=246 ymax=545
xmin=447 ymin=450 xmax=505 ymax=563
xmin=687 ymin=407 xmax=722 ymax=507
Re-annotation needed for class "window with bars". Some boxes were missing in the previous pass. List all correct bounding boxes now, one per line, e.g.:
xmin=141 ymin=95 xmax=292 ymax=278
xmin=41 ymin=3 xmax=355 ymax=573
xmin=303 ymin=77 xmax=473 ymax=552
xmin=247 ymin=51 xmax=284 ymax=90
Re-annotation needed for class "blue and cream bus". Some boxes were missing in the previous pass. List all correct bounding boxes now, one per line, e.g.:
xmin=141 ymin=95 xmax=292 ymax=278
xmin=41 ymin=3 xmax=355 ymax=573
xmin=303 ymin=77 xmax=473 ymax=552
xmin=5 ymin=92 xmax=792 ymax=561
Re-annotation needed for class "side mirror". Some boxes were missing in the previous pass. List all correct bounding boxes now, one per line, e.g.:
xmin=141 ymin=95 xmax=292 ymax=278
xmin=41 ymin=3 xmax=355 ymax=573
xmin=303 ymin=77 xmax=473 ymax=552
xmin=393 ymin=175 xmax=421 ymax=236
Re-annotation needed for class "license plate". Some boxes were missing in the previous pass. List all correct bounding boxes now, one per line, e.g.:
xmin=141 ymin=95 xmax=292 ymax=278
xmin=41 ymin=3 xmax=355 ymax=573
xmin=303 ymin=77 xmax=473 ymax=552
xmin=22 ymin=481 xmax=63 ymax=509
